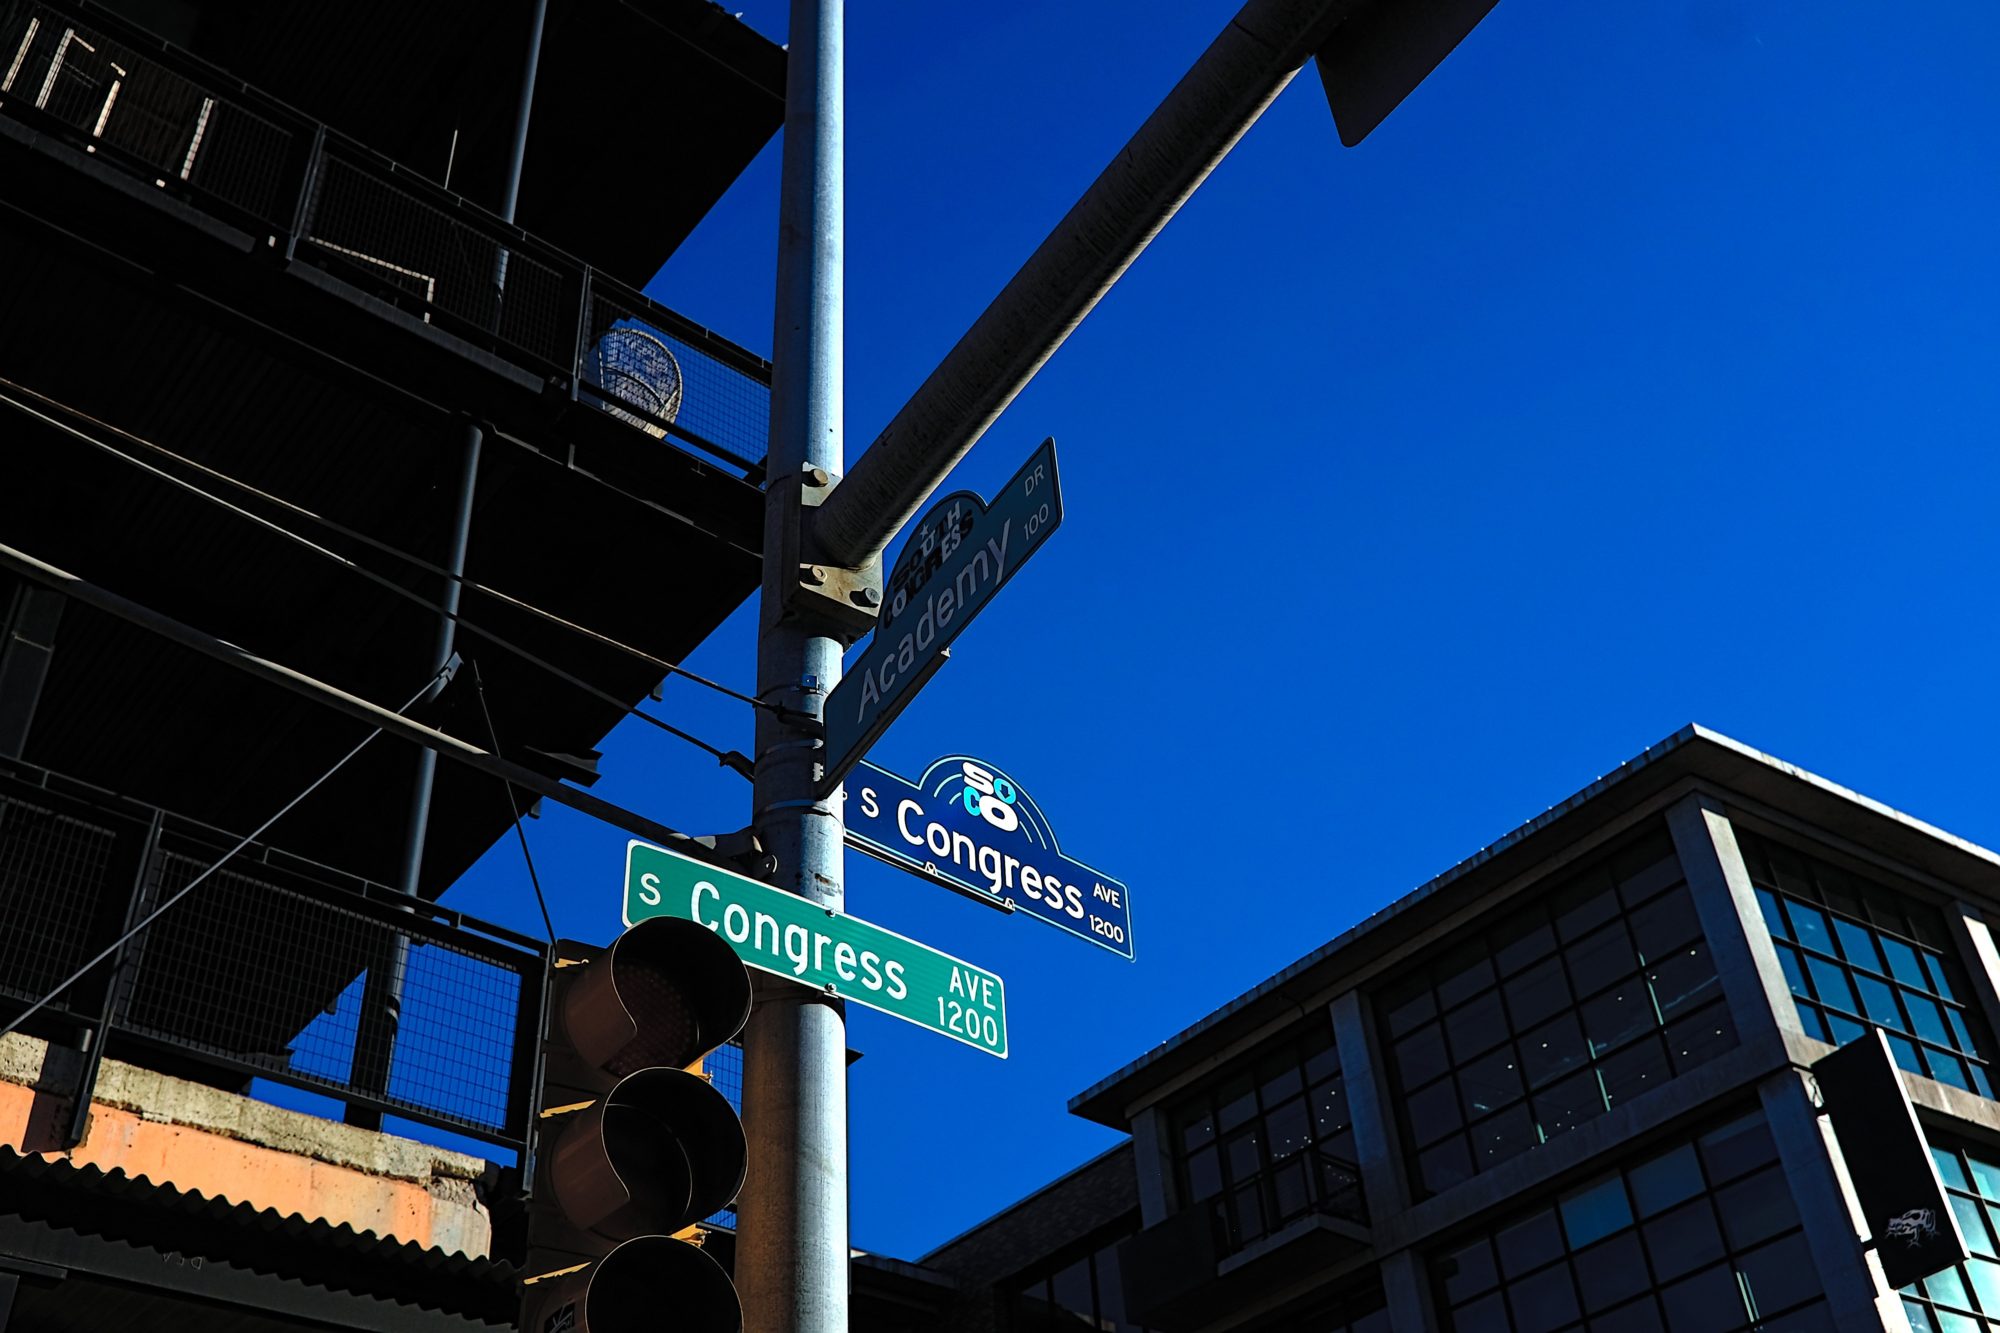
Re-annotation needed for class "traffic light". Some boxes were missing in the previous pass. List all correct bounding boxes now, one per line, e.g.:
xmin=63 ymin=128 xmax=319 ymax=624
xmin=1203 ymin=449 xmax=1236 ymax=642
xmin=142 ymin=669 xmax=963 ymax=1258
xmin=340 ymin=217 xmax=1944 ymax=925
xmin=520 ymin=917 xmax=752 ymax=1333
xmin=1314 ymin=0 xmax=1503 ymax=146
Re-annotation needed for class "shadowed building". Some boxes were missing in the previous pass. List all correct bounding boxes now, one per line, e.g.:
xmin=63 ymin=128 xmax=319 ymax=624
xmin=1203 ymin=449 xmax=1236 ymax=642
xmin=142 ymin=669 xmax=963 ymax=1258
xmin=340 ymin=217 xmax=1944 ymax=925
xmin=0 ymin=0 xmax=783 ymax=1325
xmin=886 ymin=727 xmax=2000 ymax=1333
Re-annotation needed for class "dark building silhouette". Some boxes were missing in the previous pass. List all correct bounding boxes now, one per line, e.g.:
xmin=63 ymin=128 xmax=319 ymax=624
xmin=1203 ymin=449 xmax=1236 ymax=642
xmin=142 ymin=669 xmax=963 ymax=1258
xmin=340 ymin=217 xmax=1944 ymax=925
xmin=0 ymin=0 xmax=784 ymax=1325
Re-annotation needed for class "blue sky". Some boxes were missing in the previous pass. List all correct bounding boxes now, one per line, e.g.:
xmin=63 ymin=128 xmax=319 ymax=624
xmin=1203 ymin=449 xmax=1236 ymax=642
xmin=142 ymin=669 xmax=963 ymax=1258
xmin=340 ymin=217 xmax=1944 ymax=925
xmin=440 ymin=1 xmax=2000 ymax=1259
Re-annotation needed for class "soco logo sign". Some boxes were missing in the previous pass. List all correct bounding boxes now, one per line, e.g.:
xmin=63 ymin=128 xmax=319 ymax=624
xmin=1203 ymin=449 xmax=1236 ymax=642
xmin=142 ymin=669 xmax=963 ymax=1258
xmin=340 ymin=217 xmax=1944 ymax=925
xmin=843 ymin=755 xmax=1135 ymax=961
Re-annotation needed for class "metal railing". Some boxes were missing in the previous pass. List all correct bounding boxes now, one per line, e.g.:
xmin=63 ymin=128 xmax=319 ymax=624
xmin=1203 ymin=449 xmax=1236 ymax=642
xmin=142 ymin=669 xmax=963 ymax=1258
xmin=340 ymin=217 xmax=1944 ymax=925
xmin=0 ymin=757 xmax=548 ymax=1153
xmin=0 ymin=0 xmax=772 ymax=474
xmin=1207 ymin=1147 xmax=1367 ymax=1259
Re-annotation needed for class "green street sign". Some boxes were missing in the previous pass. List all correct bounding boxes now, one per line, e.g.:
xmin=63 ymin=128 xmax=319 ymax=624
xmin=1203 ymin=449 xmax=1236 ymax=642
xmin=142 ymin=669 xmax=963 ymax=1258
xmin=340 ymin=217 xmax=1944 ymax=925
xmin=623 ymin=841 xmax=1008 ymax=1059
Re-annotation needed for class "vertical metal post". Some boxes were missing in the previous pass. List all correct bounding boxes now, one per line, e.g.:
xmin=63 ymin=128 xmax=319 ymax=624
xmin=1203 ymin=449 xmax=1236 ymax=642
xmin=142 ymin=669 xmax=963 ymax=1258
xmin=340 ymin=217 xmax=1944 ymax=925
xmin=346 ymin=423 xmax=479 ymax=1124
xmin=739 ymin=1 xmax=847 ymax=1330
xmin=497 ymin=0 xmax=548 ymax=227
xmin=61 ymin=807 xmax=164 ymax=1149
xmin=349 ymin=0 xmax=546 ymax=1128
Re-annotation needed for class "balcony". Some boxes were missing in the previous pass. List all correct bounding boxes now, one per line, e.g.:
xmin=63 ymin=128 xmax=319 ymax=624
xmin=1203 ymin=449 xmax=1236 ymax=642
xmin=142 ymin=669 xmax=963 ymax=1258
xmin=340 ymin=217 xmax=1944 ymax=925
xmin=0 ymin=0 xmax=772 ymax=480
xmin=0 ymin=0 xmax=774 ymax=898
xmin=1121 ymin=1148 xmax=1370 ymax=1332
xmin=0 ymin=754 xmax=547 ymax=1158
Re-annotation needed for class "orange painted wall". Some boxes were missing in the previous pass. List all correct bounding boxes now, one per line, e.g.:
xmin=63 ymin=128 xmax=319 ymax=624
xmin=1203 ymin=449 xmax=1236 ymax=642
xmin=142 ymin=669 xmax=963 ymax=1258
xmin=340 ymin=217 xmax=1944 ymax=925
xmin=0 ymin=1077 xmax=486 ymax=1255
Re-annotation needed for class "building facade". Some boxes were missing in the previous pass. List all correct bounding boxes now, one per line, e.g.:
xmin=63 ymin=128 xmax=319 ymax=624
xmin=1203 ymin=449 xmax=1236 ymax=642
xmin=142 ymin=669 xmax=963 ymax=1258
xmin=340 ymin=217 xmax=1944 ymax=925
xmin=916 ymin=727 xmax=2000 ymax=1333
xmin=0 ymin=0 xmax=783 ymax=1324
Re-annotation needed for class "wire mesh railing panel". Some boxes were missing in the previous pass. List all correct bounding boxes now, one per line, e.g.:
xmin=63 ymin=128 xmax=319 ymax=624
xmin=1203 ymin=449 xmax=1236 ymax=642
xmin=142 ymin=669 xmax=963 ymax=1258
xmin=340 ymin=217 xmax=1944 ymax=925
xmin=183 ymin=97 xmax=296 ymax=224
xmin=125 ymin=853 xmax=376 ymax=1071
xmin=0 ymin=794 xmax=119 ymax=1008
xmin=585 ymin=281 xmax=771 ymax=468
xmin=493 ymin=247 xmax=570 ymax=370
xmin=0 ymin=2 xmax=296 ymax=224
xmin=382 ymin=935 xmax=521 ymax=1131
xmin=302 ymin=151 xmax=572 ymax=369
xmin=303 ymin=152 xmax=494 ymax=325
xmin=1 ymin=0 xmax=770 ymax=476
xmin=702 ymin=1040 xmax=745 ymax=1228
xmin=120 ymin=850 xmax=532 ymax=1139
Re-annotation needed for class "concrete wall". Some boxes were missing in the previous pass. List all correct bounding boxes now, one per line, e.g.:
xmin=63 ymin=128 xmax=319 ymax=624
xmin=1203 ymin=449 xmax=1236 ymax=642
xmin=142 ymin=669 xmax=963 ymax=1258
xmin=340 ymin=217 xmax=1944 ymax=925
xmin=0 ymin=1032 xmax=492 ymax=1257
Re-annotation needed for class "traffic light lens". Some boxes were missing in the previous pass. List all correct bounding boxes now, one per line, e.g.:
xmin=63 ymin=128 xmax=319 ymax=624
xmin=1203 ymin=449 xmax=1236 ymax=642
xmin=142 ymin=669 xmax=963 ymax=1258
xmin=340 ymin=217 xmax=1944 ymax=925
xmin=607 ymin=960 xmax=701 ymax=1075
xmin=601 ymin=1098 xmax=695 ymax=1226
xmin=587 ymin=1237 xmax=742 ymax=1333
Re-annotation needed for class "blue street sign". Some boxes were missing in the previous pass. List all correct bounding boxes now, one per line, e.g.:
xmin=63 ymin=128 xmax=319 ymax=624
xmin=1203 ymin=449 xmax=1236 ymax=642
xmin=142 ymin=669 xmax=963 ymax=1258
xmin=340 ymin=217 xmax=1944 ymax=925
xmin=842 ymin=756 xmax=1134 ymax=960
xmin=819 ymin=439 xmax=1063 ymax=793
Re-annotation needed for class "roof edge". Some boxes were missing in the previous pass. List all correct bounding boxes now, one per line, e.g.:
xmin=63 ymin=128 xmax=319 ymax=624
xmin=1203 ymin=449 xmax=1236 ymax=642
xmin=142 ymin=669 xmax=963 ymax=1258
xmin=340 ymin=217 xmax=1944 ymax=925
xmin=1069 ymin=725 xmax=2000 ymax=1129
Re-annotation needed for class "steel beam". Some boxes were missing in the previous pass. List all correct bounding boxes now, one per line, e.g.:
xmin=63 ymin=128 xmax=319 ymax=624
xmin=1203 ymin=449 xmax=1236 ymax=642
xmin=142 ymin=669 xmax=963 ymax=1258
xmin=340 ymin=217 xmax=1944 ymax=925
xmin=810 ymin=0 xmax=1351 ymax=567
xmin=0 ymin=541 xmax=715 ymax=862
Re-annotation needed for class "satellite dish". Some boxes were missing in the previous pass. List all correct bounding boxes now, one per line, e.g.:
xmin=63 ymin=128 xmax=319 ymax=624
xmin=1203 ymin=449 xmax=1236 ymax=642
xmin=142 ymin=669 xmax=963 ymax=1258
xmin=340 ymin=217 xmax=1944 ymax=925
xmin=586 ymin=327 xmax=683 ymax=439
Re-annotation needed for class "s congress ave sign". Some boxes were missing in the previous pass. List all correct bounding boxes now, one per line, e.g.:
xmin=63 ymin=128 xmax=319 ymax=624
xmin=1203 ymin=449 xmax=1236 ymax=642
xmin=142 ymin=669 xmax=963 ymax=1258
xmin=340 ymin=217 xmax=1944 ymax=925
xmin=844 ymin=756 xmax=1134 ymax=960
xmin=624 ymin=840 xmax=1009 ymax=1058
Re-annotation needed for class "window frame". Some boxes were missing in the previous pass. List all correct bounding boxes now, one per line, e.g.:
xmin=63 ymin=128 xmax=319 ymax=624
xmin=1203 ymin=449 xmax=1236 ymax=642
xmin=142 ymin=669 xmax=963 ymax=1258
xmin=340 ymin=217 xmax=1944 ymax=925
xmin=1375 ymin=825 xmax=1735 ymax=1199
xmin=1735 ymin=822 xmax=1997 ymax=1100
xmin=1168 ymin=1015 xmax=1358 ymax=1257
xmin=1430 ymin=1107 xmax=1831 ymax=1333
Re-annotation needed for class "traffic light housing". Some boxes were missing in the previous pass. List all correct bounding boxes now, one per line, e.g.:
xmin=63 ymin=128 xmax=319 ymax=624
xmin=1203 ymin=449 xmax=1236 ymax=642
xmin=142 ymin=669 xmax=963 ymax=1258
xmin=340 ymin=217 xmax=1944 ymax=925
xmin=1315 ymin=0 xmax=1502 ymax=146
xmin=520 ymin=917 xmax=752 ymax=1333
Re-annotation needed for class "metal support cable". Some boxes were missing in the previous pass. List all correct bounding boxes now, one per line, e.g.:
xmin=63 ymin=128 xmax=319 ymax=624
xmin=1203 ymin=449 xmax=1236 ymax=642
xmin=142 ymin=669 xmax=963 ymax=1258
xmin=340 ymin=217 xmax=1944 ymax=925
xmin=0 ymin=384 xmax=759 ymax=774
xmin=0 ymin=669 xmax=442 ymax=1043
xmin=472 ymin=659 xmax=556 ymax=946
xmin=0 ymin=377 xmax=769 ymax=713
xmin=0 ymin=539 xmax=713 ymax=861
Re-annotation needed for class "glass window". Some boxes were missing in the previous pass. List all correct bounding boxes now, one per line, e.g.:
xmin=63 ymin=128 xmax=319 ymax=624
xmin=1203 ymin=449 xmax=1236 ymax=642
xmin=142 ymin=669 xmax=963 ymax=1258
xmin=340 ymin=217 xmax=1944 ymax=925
xmin=1897 ymin=1140 xmax=2000 ymax=1330
xmin=1559 ymin=1174 xmax=1633 ymax=1248
xmin=1009 ymin=1222 xmax=1160 ymax=1333
xmin=1167 ymin=1016 xmax=1359 ymax=1259
xmin=1577 ymin=1230 xmax=1650 ymax=1313
xmin=1434 ymin=1110 xmax=1826 ymax=1332
xmin=1506 ymin=1262 xmax=1579 ymax=1331
xmin=1532 ymin=1067 xmax=1607 ymax=1140
xmin=1738 ymin=828 xmax=1995 ymax=1100
xmin=1439 ymin=1237 xmax=1498 ymax=1304
xmin=1629 ymin=1143 xmax=1704 ymax=1217
xmin=1379 ymin=826 xmax=1733 ymax=1198
xmin=1643 ymin=1199 xmax=1726 ymax=1282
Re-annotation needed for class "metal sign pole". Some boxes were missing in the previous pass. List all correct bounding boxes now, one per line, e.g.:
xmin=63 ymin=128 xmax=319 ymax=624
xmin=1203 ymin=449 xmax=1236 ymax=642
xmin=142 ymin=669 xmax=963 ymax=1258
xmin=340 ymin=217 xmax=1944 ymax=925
xmin=740 ymin=0 xmax=849 ymax=1329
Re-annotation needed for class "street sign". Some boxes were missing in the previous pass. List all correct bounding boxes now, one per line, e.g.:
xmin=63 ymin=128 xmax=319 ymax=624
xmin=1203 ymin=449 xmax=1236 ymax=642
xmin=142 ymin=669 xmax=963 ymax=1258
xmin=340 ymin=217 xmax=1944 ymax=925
xmin=624 ymin=840 xmax=1008 ymax=1059
xmin=843 ymin=756 xmax=1134 ymax=960
xmin=820 ymin=438 xmax=1063 ymax=792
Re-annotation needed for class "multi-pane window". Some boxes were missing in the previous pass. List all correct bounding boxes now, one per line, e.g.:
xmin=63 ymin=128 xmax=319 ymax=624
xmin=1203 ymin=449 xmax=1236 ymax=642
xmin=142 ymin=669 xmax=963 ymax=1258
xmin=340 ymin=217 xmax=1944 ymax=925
xmin=1433 ymin=1111 xmax=1831 ymax=1332
xmin=1171 ymin=1019 xmax=1359 ymax=1256
xmin=1904 ymin=1140 xmax=2000 ymax=1330
xmin=1378 ymin=828 xmax=1735 ymax=1198
xmin=1739 ymin=829 xmax=1996 ymax=1099
xmin=1011 ymin=1228 xmax=1156 ymax=1333
xmin=1896 ymin=1128 xmax=2000 ymax=1328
